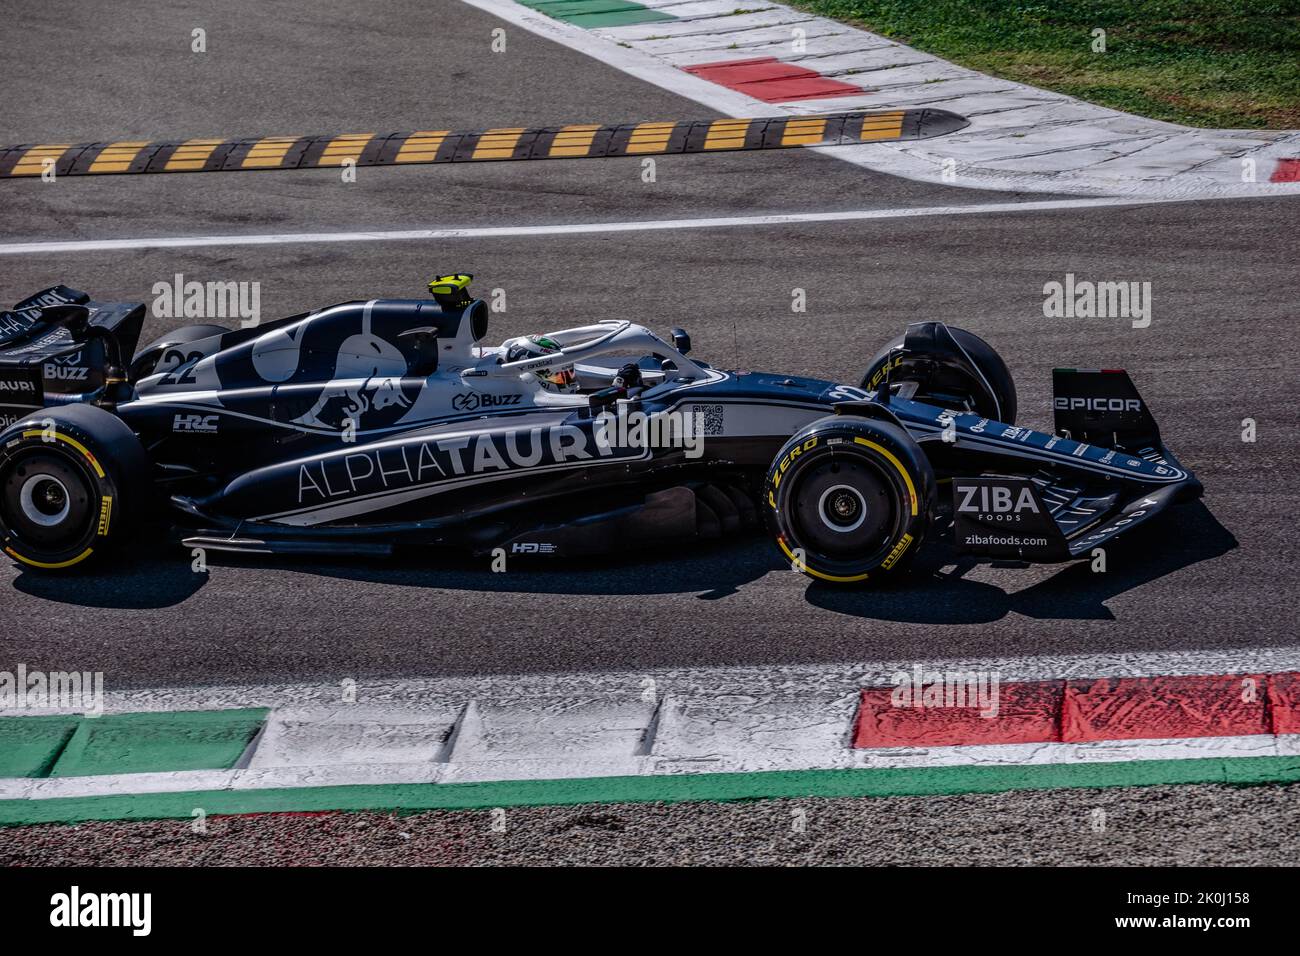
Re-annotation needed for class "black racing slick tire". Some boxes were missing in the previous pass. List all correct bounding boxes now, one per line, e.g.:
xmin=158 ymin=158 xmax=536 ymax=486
xmin=764 ymin=416 xmax=935 ymax=585
xmin=861 ymin=326 xmax=1017 ymax=424
xmin=0 ymin=405 xmax=152 ymax=571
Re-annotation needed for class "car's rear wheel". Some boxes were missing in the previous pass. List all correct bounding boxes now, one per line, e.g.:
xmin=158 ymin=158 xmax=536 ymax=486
xmin=861 ymin=325 xmax=1017 ymax=423
xmin=764 ymin=416 xmax=935 ymax=584
xmin=0 ymin=405 xmax=152 ymax=570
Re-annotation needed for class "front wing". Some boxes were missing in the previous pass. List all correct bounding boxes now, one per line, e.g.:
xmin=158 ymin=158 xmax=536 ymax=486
xmin=951 ymin=447 xmax=1202 ymax=562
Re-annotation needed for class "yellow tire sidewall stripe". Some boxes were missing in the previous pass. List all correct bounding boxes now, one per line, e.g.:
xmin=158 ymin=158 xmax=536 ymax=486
xmin=5 ymin=546 xmax=95 ymax=570
xmin=3 ymin=430 xmax=109 ymax=569
xmin=777 ymin=536 xmax=871 ymax=583
xmin=777 ymin=434 xmax=922 ymax=582
xmin=19 ymin=429 xmax=107 ymax=478
xmin=852 ymin=437 xmax=918 ymax=515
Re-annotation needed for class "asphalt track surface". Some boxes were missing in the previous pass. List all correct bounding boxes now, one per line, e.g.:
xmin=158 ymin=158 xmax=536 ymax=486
xmin=5 ymin=783 xmax=1299 ymax=866
xmin=1 ymin=0 xmax=1298 ymax=694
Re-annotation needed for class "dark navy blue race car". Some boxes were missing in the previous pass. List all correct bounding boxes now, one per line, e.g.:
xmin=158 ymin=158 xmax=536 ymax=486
xmin=0 ymin=276 xmax=1200 ymax=584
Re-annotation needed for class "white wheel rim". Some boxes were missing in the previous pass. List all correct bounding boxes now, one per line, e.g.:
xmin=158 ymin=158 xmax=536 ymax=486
xmin=817 ymin=483 xmax=867 ymax=533
xmin=19 ymin=474 xmax=71 ymax=527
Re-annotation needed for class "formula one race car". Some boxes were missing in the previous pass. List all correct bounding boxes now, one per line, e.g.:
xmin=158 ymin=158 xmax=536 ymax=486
xmin=0 ymin=277 xmax=1201 ymax=583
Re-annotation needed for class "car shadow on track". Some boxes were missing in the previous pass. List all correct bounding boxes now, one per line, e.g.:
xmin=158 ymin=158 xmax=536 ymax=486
xmin=806 ymin=500 xmax=1237 ymax=624
xmin=7 ymin=502 xmax=1235 ymax=622
xmin=8 ymin=552 xmax=208 ymax=609
xmin=237 ymin=537 xmax=784 ymax=600
xmin=6 ymin=535 xmax=784 ymax=608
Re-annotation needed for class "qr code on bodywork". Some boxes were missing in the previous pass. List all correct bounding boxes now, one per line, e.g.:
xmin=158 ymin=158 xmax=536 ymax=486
xmin=699 ymin=404 xmax=724 ymax=436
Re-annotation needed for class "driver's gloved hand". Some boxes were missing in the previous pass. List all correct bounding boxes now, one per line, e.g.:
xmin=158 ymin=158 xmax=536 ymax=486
xmin=613 ymin=363 xmax=642 ymax=390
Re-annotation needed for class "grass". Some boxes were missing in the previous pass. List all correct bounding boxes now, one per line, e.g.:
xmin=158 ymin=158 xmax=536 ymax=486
xmin=784 ymin=0 xmax=1300 ymax=128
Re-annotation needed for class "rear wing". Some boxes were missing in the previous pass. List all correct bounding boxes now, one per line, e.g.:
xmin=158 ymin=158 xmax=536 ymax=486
xmin=1052 ymin=368 xmax=1161 ymax=451
xmin=0 ymin=286 xmax=145 ymax=426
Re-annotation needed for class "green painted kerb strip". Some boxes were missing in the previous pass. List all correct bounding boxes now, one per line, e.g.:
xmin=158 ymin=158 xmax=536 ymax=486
xmin=0 ymin=716 xmax=80 ymax=778
xmin=4 ymin=754 xmax=1300 ymax=827
xmin=517 ymin=0 xmax=676 ymax=28
xmin=0 ymin=709 xmax=268 ymax=779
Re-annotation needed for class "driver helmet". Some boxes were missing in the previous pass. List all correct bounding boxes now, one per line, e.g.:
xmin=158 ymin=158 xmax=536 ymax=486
xmin=504 ymin=335 xmax=577 ymax=393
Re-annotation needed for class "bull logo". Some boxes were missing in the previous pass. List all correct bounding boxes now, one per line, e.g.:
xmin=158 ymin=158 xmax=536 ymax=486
xmin=234 ymin=299 xmax=425 ymax=433
xmin=294 ymin=375 xmax=415 ymax=431
xmin=292 ymin=304 xmax=418 ymax=431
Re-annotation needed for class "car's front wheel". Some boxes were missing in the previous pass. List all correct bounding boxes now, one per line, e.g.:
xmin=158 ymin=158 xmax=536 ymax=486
xmin=861 ymin=324 xmax=1017 ymax=424
xmin=764 ymin=416 xmax=935 ymax=585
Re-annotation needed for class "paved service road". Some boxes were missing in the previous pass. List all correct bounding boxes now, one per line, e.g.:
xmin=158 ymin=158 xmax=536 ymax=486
xmin=1 ymin=0 xmax=1297 ymax=691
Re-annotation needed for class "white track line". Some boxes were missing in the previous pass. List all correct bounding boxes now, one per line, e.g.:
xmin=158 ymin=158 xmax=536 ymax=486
xmin=12 ymin=734 xmax=1300 ymax=802
xmin=0 ymin=196 xmax=1186 ymax=256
